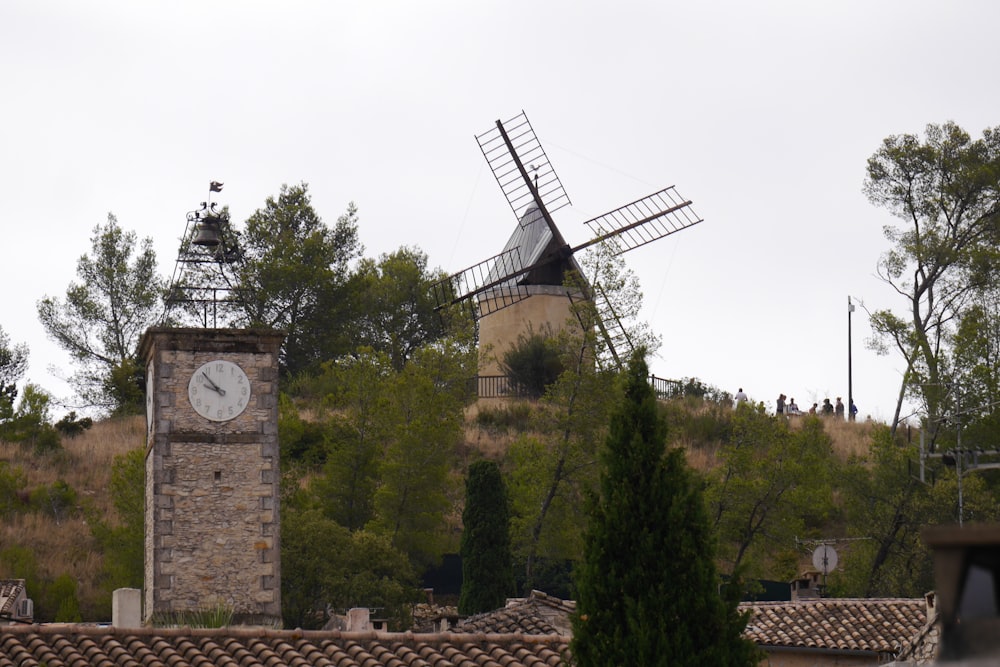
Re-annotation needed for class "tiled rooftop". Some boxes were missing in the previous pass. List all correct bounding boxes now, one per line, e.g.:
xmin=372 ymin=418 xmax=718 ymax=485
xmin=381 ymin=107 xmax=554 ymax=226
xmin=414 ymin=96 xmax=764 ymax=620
xmin=0 ymin=625 xmax=571 ymax=667
xmin=741 ymin=598 xmax=928 ymax=654
xmin=0 ymin=581 xmax=24 ymax=620
xmin=456 ymin=591 xmax=575 ymax=636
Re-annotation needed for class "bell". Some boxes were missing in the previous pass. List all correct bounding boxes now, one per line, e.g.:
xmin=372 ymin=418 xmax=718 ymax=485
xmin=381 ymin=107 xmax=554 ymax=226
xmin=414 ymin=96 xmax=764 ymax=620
xmin=192 ymin=220 xmax=222 ymax=247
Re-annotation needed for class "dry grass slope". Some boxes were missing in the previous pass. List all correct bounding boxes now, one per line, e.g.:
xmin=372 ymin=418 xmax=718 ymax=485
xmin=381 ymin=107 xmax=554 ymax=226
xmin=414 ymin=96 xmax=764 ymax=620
xmin=0 ymin=416 xmax=145 ymax=616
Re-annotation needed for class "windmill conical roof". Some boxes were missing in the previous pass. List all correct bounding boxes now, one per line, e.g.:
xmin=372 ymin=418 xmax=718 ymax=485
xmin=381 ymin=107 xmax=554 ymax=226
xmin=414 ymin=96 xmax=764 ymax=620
xmin=488 ymin=205 xmax=583 ymax=288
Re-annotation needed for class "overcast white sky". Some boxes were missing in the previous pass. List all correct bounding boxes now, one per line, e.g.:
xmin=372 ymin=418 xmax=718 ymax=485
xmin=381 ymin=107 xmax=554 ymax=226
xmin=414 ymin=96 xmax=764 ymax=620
xmin=3 ymin=0 xmax=998 ymax=423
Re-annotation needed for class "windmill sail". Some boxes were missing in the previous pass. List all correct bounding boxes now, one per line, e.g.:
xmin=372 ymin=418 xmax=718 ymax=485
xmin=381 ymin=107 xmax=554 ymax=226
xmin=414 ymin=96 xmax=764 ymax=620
xmin=477 ymin=112 xmax=571 ymax=221
xmin=580 ymin=186 xmax=702 ymax=256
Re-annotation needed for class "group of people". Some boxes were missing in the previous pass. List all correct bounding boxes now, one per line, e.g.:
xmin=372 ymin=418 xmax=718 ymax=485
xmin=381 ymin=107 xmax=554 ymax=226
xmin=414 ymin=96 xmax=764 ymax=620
xmin=732 ymin=388 xmax=858 ymax=421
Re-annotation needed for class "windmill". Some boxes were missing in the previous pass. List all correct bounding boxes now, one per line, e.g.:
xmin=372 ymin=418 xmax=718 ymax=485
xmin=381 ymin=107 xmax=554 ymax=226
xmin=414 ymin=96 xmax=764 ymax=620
xmin=431 ymin=111 xmax=702 ymax=386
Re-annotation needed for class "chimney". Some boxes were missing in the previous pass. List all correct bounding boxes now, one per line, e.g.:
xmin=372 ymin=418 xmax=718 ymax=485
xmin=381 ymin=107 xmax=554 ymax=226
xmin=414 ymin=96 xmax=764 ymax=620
xmin=112 ymin=588 xmax=142 ymax=628
xmin=924 ymin=591 xmax=937 ymax=626
xmin=790 ymin=571 xmax=823 ymax=601
xmin=346 ymin=607 xmax=371 ymax=632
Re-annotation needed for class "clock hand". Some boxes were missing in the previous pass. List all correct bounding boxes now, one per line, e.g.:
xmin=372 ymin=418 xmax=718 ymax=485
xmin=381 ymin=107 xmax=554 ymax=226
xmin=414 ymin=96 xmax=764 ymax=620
xmin=201 ymin=371 xmax=227 ymax=396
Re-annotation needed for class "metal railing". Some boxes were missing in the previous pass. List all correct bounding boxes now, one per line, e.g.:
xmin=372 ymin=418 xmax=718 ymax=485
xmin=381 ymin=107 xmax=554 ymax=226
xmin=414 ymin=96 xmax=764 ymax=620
xmin=471 ymin=376 xmax=538 ymax=399
xmin=470 ymin=374 xmax=683 ymax=400
xmin=649 ymin=375 xmax=684 ymax=399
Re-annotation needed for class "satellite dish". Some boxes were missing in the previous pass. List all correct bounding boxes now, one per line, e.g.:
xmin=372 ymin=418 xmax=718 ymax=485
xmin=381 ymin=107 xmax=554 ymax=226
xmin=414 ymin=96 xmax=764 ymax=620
xmin=812 ymin=544 xmax=839 ymax=574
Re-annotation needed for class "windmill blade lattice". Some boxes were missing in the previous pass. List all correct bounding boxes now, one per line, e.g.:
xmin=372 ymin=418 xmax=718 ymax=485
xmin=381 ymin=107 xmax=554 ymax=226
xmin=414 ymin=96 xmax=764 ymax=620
xmin=592 ymin=281 xmax=635 ymax=369
xmin=580 ymin=186 xmax=702 ymax=256
xmin=430 ymin=247 xmax=533 ymax=318
xmin=477 ymin=111 xmax=571 ymax=219
xmin=568 ymin=281 xmax=635 ymax=371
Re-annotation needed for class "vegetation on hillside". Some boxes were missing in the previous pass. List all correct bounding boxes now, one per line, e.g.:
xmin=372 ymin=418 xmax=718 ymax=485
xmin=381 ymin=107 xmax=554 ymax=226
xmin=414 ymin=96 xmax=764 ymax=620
xmin=7 ymin=119 xmax=1000 ymax=626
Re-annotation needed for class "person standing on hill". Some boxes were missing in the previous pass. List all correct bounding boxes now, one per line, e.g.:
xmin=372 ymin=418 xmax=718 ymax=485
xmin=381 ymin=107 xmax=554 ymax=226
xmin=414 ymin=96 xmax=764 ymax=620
xmin=849 ymin=400 xmax=858 ymax=421
xmin=734 ymin=387 xmax=748 ymax=408
xmin=835 ymin=397 xmax=845 ymax=420
xmin=776 ymin=394 xmax=786 ymax=415
xmin=821 ymin=398 xmax=834 ymax=415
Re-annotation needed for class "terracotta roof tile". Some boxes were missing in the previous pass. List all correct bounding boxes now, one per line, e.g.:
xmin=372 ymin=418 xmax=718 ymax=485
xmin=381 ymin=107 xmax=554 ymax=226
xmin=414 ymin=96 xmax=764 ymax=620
xmin=0 ymin=627 xmax=571 ymax=667
xmin=741 ymin=598 xmax=927 ymax=654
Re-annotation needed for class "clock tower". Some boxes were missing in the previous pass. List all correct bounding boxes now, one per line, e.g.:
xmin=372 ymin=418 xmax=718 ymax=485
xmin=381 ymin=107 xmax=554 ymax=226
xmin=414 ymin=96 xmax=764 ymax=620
xmin=141 ymin=327 xmax=284 ymax=627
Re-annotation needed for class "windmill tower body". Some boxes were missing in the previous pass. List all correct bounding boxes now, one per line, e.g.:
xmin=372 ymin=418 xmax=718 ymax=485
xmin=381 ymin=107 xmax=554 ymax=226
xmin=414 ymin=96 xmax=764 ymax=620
xmin=478 ymin=206 xmax=585 ymax=377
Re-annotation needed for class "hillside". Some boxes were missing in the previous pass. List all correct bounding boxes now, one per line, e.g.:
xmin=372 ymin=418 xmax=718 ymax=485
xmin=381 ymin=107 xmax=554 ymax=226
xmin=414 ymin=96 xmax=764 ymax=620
xmin=0 ymin=417 xmax=143 ymax=620
xmin=0 ymin=405 xmax=883 ymax=622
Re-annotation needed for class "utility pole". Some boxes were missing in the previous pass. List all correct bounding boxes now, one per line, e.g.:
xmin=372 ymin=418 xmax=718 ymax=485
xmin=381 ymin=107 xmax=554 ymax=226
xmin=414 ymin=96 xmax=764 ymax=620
xmin=848 ymin=296 xmax=855 ymax=421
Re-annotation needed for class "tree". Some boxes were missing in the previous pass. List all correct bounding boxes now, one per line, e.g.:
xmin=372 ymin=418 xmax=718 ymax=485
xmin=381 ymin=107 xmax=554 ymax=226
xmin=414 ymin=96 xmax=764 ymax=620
xmin=348 ymin=247 xmax=449 ymax=371
xmin=706 ymin=408 xmax=838 ymax=580
xmin=572 ymin=351 xmax=757 ymax=666
xmin=368 ymin=343 xmax=470 ymax=570
xmin=0 ymin=325 xmax=28 ymax=411
xmin=459 ymin=460 xmax=516 ymax=615
xmin=864 ymin=122 xmax=1000 ymax=435
xmin=503 ymin=296 xmax=622 ymax=593
xmin=37 ymin=214 xmax=162 ymax=415
xmin=308 ymin=352 xmax=393 ymax=530
xmin=281 ymin=509 xmax=417 ymax=629
xmin=951 ymin=286 xmax=1000 ymax=416
xmin=233 ymin=183 xmax=362 ymax=376
xmin=0 ymin=384 xmax=61 ymax=453
xmin=832 ymin=425 xmax=1000 ymax=598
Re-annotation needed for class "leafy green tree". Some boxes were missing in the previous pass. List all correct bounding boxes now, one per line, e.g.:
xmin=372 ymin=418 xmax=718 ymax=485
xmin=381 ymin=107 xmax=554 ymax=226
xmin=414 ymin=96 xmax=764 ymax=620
xmin=951 ymin=287 xmax=1000 ymax=417
xmin=0 ymin=384 xmax=61 ymax=453
xmin=278 ymin=393 xmax=333 ymax=469
xmin=706 ymin=408 xmax=838 ymax=579
xmin=459 ymin=460 xmax=516 ymax=615
xmin=233 ymin=183 xmax=362 ymax=376
xmin=36 ymin=213 xmax=162 ymax=415
xmin=281 ymin=509 xmax=417 ymax=629
xmin=369 ymin=343 xmax=470 ymax=570
xmin=577 ymin=241 xmax=662 ymax=364
xmin=349 ymin=247 xmax=449 ymax=371
xmin=307 ymin=352 xmax=392 ymax=530
xmin=0 ymin=325 xmax=28 ymax=412
xmin=833 ymin=425 xmax=1000 ymax=598
xmin=507 ymin=323 xmax=616 ymax=591
xmin=572 ymin=351 xmax=757 ymax=666
xmin=864 ymin=122 xmax=1000 ymax=434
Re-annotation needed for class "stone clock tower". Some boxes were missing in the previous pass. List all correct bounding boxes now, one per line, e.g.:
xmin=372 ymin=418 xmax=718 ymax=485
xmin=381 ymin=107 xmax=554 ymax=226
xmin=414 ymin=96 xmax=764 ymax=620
xmin=140 ymin=327 xmax=285 ymax=627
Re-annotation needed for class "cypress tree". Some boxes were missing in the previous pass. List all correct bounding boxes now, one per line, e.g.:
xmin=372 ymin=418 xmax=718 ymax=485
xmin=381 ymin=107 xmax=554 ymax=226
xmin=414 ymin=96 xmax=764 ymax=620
xmin=458 ymin=460 xmax=516 ymax=615
xmin=572 ymin=352 xmax=759 ymax=666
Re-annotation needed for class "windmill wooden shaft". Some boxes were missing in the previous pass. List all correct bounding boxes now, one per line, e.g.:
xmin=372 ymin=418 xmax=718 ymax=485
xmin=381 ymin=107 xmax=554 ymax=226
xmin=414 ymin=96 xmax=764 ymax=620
xmin=432 ymin=111 xmax=703 ymax=387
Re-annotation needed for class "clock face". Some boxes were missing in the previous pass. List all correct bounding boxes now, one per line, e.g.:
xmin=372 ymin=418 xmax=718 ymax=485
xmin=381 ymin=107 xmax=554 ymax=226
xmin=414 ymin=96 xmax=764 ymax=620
xmin=188 ymin=359 xmax=251 ymax=422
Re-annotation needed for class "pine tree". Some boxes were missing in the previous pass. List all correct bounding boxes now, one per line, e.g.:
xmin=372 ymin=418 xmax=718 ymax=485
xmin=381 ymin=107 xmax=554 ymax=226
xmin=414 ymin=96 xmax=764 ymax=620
xmin=572 ymin=352 xmax=759 ymax=666
xmin=459 ymin=460 xmax=516 ymax=615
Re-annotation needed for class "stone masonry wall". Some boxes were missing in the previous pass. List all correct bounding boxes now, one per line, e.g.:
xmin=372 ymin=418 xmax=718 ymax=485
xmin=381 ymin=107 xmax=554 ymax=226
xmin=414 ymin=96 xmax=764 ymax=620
xmin=143 ymin=328 xmax=283 ymax=626
xmin=152 ymin=442 xmax=276 ymax=613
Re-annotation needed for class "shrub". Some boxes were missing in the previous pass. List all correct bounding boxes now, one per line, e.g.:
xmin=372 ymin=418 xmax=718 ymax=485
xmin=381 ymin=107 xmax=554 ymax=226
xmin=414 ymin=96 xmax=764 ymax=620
xmin=55 ymin=412 xmax=94 ymax=438
xmin=29 ymin=480 xmax=78 ymax=522
xmin=500 ymin=328 xmax=564 ymax=398
xmin=0 ymin=462 xmax=27 ymax=517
